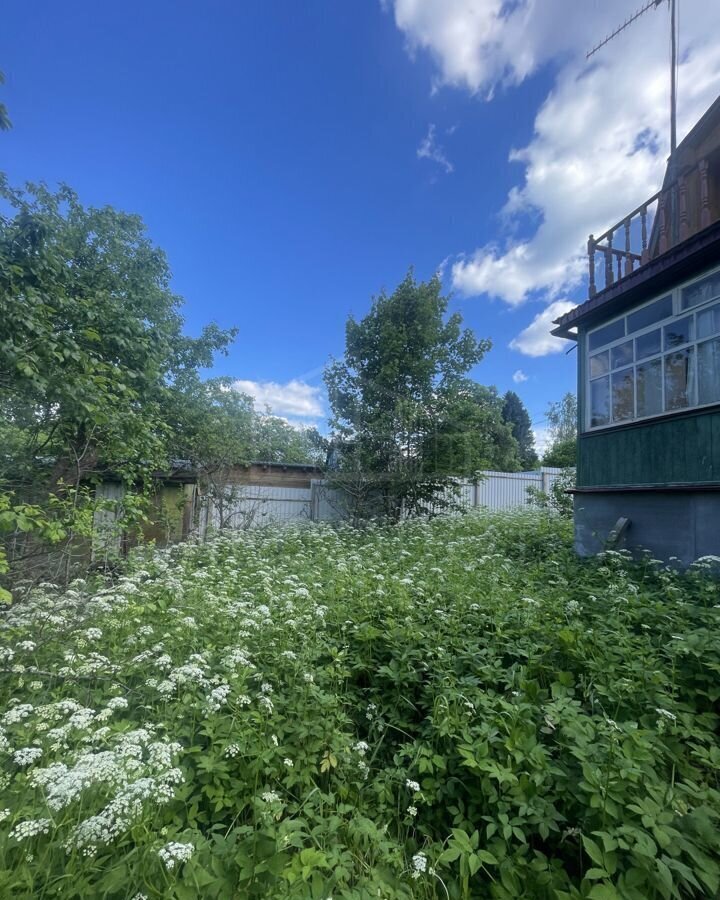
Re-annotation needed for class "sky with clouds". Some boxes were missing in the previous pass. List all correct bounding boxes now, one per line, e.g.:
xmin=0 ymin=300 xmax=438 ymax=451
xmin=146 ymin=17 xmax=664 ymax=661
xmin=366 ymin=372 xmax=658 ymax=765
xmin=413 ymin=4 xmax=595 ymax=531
xmin=2 ymin=0 xmax=719 ymax=446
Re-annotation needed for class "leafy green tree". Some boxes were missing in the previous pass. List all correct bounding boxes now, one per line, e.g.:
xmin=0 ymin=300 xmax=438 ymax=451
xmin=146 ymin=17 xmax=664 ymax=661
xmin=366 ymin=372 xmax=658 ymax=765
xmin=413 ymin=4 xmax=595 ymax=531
xmin=501 ymin=391 xmax=538 ymax=469
xmin=546 ymin=392 xmax=578 ymax=445
xmin=542 ymin=437 xmax=576 ymax=468
xmin=324 ymin=270 xmax=491 ymax=519
xmin=542 ymin=392 xmax=577 ymax=467
xmin=251 ymin=414 xmax=326 ymax=465
xmin=424 ymin=382 xmax=521 ymax=476
xmin=0 ymin=179 xmax=235 ymax=589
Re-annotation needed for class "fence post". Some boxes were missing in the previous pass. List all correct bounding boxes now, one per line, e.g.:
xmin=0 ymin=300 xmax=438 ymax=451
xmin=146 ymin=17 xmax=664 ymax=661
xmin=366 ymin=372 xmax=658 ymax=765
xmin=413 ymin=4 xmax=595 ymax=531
xmin=541 ymin=467 xmax=550 ymax=495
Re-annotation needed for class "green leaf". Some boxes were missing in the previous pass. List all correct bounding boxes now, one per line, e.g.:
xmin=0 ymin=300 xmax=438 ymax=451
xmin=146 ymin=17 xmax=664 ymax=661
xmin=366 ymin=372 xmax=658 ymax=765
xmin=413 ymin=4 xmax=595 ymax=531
xmin=583 ymin=836 xmax=606 ymax=868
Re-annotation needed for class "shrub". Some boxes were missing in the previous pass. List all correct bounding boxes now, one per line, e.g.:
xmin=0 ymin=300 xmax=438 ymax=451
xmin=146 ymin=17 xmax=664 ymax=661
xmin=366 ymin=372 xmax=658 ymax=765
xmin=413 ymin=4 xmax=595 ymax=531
xmin=0 ymin=512 xmax=718 ymax=898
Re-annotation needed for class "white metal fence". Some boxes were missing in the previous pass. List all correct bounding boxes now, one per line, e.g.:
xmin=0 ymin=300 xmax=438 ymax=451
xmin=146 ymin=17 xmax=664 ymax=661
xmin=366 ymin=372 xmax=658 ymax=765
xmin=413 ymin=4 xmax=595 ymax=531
xmin=200 ymin=468 xmax=569 ymax=531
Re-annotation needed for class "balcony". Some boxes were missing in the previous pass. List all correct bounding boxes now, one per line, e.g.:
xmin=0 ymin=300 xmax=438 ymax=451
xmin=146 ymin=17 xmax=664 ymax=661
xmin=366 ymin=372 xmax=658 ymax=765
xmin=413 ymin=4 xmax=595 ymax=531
xmin=588 ymin=155 xmax=720 ymax=297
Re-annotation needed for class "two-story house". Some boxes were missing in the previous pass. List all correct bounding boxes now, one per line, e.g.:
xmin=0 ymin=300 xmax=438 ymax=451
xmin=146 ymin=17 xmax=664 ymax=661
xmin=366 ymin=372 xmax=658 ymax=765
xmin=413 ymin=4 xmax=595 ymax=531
xmin=552 ymin=95 xmax=720 ymax=565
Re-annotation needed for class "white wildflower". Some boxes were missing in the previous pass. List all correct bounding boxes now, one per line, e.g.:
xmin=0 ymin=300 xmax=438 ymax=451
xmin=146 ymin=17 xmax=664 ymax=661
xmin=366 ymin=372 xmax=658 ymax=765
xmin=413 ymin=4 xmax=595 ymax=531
xmin=13 ymin=747 xmax=43 ymax=767
xmin=158 ymin=841 xmax=194 ymax=870
xmin=411 ymin=852 xmax=427 ymax=878
xmin=9 ymin=819 xmax=51 ymax=842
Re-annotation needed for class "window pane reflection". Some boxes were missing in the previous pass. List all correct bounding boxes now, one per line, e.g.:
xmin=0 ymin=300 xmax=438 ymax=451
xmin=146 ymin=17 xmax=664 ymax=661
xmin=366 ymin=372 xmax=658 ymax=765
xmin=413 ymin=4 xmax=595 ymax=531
xmin=611 ymin=368 xmax=634 ymax=422
xmin=590 ymin=377 xmax=610 ymax=427
xmin=664 ymin=348 xmax=694 ymax=410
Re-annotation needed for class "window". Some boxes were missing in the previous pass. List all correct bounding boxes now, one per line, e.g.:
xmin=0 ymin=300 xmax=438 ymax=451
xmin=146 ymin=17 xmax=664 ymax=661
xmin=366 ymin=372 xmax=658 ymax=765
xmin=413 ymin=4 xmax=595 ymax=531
xmin=585 ymin=266 xmax=720 ymax=429
xmin=681 ymin=270 xmax=720 ymax=310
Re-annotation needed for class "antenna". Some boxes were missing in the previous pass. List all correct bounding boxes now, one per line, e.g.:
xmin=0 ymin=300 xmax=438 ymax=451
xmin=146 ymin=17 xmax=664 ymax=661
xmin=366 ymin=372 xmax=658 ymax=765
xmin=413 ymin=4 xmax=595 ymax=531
xmin=587 ymin=0 xmax=679 ymax=237
xmin=587 ymin=0 xmax=676 ymax=156
xmin=586 ymin=0 xmax=665 ymax=62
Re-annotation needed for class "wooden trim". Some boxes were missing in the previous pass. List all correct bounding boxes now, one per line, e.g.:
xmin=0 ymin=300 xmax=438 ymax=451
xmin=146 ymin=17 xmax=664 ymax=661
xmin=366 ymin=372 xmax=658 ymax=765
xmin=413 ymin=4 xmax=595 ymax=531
xmin=580 ymin=401 xmax=720 ymax=437
xmin=571 ymin=483 xmax=720 ymax=494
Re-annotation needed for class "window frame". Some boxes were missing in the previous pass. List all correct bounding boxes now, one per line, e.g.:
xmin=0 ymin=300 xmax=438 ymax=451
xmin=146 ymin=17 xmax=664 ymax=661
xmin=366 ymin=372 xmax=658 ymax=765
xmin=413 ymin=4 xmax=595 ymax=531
xmin=584 ymin=263 xmax=720 ymax=432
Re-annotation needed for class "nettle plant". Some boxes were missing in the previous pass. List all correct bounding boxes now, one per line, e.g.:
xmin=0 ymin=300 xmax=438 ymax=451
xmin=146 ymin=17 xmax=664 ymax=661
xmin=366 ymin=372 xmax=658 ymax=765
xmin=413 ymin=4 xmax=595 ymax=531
xmin=0 ymin=511 xmax=719 ymax=899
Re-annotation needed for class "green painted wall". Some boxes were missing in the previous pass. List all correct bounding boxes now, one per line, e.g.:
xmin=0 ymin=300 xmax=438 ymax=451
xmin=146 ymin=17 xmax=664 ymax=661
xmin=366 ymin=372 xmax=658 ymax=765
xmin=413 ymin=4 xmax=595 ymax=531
xmin=577 ymin=325 xmax=720 ymax=487
xmin=577 ymin=408 xmax=720 ymax=487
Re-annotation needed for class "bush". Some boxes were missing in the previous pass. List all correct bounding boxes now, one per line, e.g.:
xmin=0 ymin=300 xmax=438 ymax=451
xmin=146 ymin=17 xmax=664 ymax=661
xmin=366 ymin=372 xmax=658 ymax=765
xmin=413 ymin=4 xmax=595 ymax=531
xmin=0 ymin=512 xmax=719 ymax=898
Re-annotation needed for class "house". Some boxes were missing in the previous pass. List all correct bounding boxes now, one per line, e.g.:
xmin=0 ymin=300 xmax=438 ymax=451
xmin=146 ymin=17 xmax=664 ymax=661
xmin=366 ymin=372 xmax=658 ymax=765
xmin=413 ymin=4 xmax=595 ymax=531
xmin=552 ymin=96 xmax=720 ymax=566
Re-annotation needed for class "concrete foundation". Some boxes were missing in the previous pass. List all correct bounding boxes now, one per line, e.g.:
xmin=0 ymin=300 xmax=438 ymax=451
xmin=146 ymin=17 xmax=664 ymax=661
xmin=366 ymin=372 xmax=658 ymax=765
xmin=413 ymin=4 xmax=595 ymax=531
xmin=574 ymin=490 xmax=720 ymax=567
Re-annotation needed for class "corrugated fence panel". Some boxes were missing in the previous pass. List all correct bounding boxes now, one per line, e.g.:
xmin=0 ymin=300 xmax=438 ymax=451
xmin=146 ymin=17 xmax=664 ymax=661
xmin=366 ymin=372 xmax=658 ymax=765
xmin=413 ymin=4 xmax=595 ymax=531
xmin=205 ymin=485 xmax=312 ymax=530
xmin=204 ymin=468 xmax=572 ymax=530
xmin=476 ymin=470 xmax=541 ymax=510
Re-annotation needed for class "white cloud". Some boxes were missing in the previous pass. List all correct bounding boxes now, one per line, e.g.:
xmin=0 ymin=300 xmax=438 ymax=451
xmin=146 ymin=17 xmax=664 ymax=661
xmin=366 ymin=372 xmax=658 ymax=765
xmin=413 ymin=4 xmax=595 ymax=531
xmin=233 ymin=379 xmax=324 ymax=419
xmin=509 ymin=300 xmax=575 ymax=357
xmin=512 ymin=369 xmax=528 ymax=383
xmin=532 ymin=425 xmax=552 ymax=456
xmin=417 ymin=123 xmax=453 ymax=173
xmin=385 ymin=0 xmax=720 ymax=308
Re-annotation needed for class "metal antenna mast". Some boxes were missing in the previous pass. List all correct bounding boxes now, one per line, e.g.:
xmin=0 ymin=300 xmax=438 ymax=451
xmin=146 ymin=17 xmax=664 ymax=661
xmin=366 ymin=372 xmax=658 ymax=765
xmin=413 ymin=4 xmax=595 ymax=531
xmin=587 ymin=0 xmax=677 ymax=158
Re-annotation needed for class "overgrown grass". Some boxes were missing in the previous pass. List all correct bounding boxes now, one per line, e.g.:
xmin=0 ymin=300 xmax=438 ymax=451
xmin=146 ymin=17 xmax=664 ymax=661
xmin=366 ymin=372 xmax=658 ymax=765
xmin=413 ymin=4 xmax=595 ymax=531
xmin=1 ymin=511 xmax=719 ymax=899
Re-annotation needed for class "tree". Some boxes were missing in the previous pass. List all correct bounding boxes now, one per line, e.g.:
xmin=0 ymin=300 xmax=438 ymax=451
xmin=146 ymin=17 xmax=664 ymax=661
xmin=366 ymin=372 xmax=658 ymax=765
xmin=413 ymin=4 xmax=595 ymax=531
xmin=546 ymin=392 xmax=578 ymax=445
xmin=424 ymin=382 xmax=522 ymax=476
xmin=324 ymin=270 xmax=491 ymax=519
xmin=0 ymin=179 xmax=236 ymax=589
xmin=542 ymin=393 xmax=577 ymax=467
xmin=542 ymin=438 xmax=576 ymax=468
xmin=252 ymin=415 xmax=326 ymax=466
xmin=501 ymin=391 xmax=538 ymax=469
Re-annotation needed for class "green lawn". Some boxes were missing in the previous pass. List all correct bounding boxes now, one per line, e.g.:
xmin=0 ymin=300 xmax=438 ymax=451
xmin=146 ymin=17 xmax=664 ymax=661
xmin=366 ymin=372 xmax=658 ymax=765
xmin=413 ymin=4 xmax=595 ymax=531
xmin=1 ymin=511 xmax=719 ymax=899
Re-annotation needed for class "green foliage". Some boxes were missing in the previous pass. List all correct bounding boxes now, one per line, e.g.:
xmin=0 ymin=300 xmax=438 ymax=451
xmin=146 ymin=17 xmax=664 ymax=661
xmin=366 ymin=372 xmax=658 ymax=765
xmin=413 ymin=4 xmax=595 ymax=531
xmin=324 ymin=270 xmax=492 ymax=518
xmin=0 ymin=72 xmax=10 ymax=132
xmin=0 ymin=178 xmax=235 ymax=483
xmin=0 ymin=178 xmax=322 ymax=594
xmin=252 ymin=415 xmax=326 ymax=466
xmin=424 ymin=382 xmax=522 ymax=476
xmin=1 ymin=512 xmax=719 ymax=898
xmin=546 ymin=393 xmax=578 ymax=447
xmin=527 ymin=468 xmax=575 ymax=517
xmin=501 ymin=391 xmax=538 ymax=469
xmin=542 ymin=437 xmax=577 ymax=468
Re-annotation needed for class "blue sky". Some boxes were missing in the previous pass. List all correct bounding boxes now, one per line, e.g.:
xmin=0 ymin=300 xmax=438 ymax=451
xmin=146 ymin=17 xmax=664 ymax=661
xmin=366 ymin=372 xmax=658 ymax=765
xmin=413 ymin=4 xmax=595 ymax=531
xmin=2 ymin=1 xmax=717 ymax=448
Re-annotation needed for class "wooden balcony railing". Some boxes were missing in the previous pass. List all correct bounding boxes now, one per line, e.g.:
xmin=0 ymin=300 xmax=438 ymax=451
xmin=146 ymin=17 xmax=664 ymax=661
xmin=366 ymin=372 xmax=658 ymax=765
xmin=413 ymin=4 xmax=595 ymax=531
xmin=587 ymin=193 xmax=660 ymax=297
xmin=587 ymin=156 xmax=714 ymax=296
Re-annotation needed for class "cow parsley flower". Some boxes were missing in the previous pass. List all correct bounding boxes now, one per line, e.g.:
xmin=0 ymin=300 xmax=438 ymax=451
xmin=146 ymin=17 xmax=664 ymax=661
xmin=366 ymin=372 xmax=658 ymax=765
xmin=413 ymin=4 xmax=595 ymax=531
xmin=411 ymin=852 xmax=427 ymax=878
xmin=406 ymin=779 xmax=420 ymax=793
xmin=2 ymin=704 xmax=34 ymax=725
xmin=9 ymin=819 xmax=51 ymax=842
xmin=13 ymin=747 xmax=43 ymax=767
xmin=158 ymin=841 xmax=194 ymax=870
